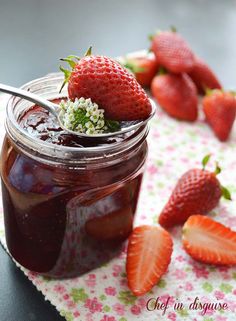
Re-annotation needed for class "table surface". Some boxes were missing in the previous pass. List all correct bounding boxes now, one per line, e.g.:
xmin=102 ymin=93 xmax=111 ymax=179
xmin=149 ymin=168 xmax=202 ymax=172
xmin=1 ymin=0 xmax=236 ymax=320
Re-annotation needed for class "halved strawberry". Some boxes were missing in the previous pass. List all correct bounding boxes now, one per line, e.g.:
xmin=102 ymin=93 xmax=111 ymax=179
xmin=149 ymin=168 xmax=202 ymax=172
xmin=126 ymin=225 xmax=173 ymax=296
xmin=182 ymin=215 xmax=236 ymax=265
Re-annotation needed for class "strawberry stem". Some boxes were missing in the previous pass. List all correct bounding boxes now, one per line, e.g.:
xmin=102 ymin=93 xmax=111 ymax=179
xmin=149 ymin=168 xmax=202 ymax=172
xmin=202 ymin=154 xmax=211 ymax=170
xmin=84 ymin=46 xmax=92 ymax=56
xmin=158 ymin=67 xmax=168 ymax=75
xmin=205 ymin=87 xmax=216 ymax=96
xmin=170 ymin=25 xmax=177 ymax=33
xmin=148 ymin=29 xmax=162 ymax=42
xmin=148 ymin=34 xmax=154 ymax=41
xmin=214 ymin=162 xmax=221 ymax=175
xmin=221 ymin=185 xmax=232 ymax=201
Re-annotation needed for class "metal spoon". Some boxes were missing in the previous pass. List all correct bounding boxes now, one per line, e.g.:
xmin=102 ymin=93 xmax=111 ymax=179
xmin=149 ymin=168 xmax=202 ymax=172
xmin=0 ymin=83 xmax=156 ymax=138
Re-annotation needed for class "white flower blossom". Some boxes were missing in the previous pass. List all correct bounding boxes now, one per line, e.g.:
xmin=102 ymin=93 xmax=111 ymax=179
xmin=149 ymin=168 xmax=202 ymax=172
xmin=59 ymin=97 xmax=120 ymax=135
xmin=96 ymin=119 xmax=105 ymax=129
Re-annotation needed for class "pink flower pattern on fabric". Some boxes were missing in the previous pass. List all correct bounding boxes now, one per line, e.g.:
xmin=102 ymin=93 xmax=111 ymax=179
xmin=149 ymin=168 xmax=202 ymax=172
xmin=0 ymin=99 xmax=236 ymax=320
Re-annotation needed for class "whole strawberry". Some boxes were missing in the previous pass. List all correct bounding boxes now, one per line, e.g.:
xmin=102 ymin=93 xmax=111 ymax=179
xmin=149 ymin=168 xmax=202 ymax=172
xmin=188 ymin=56 xmax=222 ymax=94
xmin=151 ymin=30 xmax=195 ymax=73
xmin=158 ymin=155 xmax=231 ymax=228
xmin=60 ymin=48 xmax=152 ymax=121
xmin=122 ymin=53 xmax=159 ymax=87
xmin=151 ymin=73 xmax=198 ymax=121
xmin=203 ymin=89 xmax=236 ymax=141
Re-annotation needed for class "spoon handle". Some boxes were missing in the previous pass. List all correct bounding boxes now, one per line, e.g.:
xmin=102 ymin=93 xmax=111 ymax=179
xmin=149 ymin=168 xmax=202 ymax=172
xmin=0 ymin=83 xmax=58 ymax=116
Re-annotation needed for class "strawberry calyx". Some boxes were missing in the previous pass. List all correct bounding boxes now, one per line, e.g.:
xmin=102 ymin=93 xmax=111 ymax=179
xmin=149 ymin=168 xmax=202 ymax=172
xmin=170 ymin=25 xmax=177 ymax=33
xmin=201 ymin=154 xmax=231 ymax=200
xmin=122 ymin=59 xmax=146 ymax=74
xmin=148 ymin=26 xmax=177 ymax=41
xmin=204 ymin=88 xmax=235 ymax=97
xmin=60 ymin=55 xmax=81 ymax=68
xmin=201 ymin=153 xmax=211 ymax=170
xmin=148 ymin=33 xmax=155 ymax=41
xmin=158 ymin=66 xmax=168 ymax=75
xmin=214 ymin=161 xmax=221 ymax=175
xmin=221 ymin=185 xmax=232 ymax=200
xmin=59 ymin=46 xmax=92 ymax=93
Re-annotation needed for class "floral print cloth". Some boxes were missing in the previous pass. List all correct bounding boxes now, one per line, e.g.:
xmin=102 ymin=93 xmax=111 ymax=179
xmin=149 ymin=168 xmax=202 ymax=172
xmin=1 ymin=92 xmax=236 ymax=321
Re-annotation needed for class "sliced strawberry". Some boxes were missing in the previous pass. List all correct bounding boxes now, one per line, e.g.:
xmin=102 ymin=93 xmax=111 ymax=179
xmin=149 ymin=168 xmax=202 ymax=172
xmin=182 ymin=215 xmax=236 ymax=265
xmin=126 ymin=225 xmax=173 ymax=296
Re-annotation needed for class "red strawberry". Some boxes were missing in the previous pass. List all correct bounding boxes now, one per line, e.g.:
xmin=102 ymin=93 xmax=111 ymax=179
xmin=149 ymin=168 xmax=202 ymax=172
xmin=60 ymin=50 xmax=152 ymax=121
xmin=203 ymin=90 xmax=236 ymax=141
xmin=151 ymin=31 xmax=195 ymax=73
xmin=188 ymin=56 xmax=222 ymax=94
xmin=123 ymin=54 xmax=159 ymax=87
xmin=126 ymin=225 xmax=173 ymax=296
xmin=182 ymin=215 xmax=236 ymax=265
xmin=158 ymin=155 xmax=231 ymax=228
xmin=151 ymin=73 xmax=198 ymax=121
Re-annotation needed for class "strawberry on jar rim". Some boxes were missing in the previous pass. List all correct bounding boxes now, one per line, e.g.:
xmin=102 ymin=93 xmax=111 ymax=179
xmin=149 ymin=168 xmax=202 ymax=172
xmin=59 ymin=47 xmax=152 ymax=121
xmin=158 ymin=154 xmax=231 ymax=228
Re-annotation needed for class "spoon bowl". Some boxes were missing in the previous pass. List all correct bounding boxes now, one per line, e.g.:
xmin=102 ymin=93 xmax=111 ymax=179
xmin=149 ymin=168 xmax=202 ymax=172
xmin=0 ymin=83 xmax=156 ymax=138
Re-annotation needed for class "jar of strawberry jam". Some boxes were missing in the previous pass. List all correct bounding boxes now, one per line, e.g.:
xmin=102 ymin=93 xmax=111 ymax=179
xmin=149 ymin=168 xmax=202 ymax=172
xmin=1 ymin=73 xmax=149 ymax=278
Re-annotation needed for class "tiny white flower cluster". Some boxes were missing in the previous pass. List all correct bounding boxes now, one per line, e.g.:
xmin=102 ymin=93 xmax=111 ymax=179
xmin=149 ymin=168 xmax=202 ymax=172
xmin=59 ymin=97 xmax=108 ymax=135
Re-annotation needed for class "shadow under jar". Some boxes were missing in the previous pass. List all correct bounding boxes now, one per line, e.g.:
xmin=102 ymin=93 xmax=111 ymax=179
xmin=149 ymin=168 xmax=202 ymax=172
xmin=0 ymin=73 xmax=149 ymax=278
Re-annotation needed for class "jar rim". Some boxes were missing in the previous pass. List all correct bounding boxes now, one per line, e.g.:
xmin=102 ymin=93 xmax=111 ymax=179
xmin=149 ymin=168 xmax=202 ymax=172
xmin=5 ymin=73 xmax=151 ymax=164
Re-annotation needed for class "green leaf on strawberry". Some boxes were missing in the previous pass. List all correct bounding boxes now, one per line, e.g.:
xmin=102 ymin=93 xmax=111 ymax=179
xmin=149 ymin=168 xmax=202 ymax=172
xmin=221 ymin=185 xmax=232 ymax=200
xmin=59 ymin=47 xmax=92 ymax=92
xmin=202 ymin=154 xmax=211 ymax=170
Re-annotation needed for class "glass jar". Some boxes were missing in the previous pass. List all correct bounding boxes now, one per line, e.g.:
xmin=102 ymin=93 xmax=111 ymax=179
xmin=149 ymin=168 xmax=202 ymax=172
xmin=1 ymin=73 xmax=149 ymax=278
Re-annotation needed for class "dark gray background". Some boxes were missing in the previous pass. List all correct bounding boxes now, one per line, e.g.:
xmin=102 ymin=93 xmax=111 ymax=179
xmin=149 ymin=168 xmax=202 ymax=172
xmin=0 ymin=0 xmax=236 ymax=320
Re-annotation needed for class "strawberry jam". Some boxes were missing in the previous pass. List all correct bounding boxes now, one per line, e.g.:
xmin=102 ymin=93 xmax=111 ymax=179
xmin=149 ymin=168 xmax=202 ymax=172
xmin=0 ymin=74 xmax=149 ymax=278
xmin=19 ymin=103 xmax=124 ymax=148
